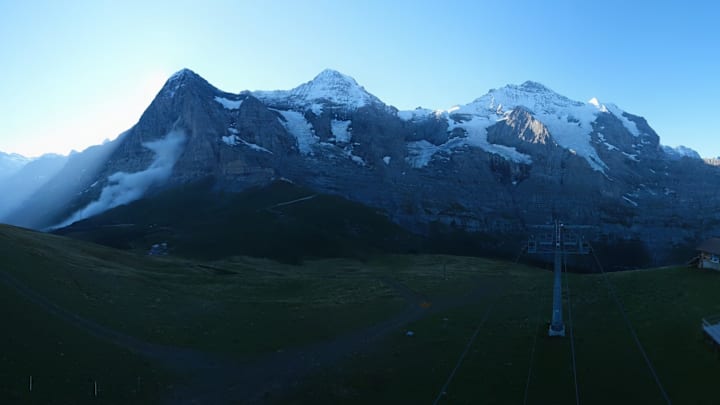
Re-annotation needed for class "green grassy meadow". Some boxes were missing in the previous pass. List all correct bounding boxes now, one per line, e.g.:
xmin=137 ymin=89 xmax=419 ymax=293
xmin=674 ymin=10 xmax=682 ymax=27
xmin=54 ymin=180 xmax=422 ymax=264
xmin=284 ymin=263 xmax=720 ymax=405
xmin=2 ymin=224 xmax=720 ymax=404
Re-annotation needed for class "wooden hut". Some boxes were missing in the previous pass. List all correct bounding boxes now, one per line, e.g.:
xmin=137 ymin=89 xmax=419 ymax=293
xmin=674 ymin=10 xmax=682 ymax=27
xmin=697 ymin=238 xmax=720 ymax=270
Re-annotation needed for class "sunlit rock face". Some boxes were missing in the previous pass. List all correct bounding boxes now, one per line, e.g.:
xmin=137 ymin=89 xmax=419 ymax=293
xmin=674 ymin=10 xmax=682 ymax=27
xmin=3 ymin=69 xmax=719 ymax=265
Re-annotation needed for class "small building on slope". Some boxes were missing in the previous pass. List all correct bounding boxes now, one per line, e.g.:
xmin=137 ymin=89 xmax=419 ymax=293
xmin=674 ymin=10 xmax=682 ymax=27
xmin=697 ymin=238 xmax=720 ymax=270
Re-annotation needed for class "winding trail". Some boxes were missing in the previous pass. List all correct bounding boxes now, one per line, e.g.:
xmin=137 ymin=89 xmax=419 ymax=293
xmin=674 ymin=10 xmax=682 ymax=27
xmin=0 ymin=270 xmax=235 ymax=372
xmin=1 ymin=269 xmax=499 ymax=404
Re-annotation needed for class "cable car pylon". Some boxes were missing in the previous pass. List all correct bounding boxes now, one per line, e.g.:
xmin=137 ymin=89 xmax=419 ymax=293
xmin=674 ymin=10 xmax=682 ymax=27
xmin=527 ymin=221 xmax=590 ymax=337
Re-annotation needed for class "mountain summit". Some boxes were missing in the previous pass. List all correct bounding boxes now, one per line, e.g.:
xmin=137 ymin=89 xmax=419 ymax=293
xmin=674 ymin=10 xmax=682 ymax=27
xmin=1 ymin=68 xmax=717 ymax=267
xmin=253 ymin=68 xmax=384 ymax=113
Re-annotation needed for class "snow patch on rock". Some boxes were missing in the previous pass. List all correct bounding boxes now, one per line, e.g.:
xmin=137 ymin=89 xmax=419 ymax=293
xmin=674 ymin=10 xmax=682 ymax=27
xmin=221 ymin=135 xmax=272 ymax=153
xmin=331 ymin=119 xmax=352 ymax=143
xmin=622 ymin=195 xmax=639 ymax=207
xmin=446 ymin=81 xmax=607 ymax=172
xmin=275 ymin=110 xmax=319 ymax=155
xmin=451 ymin=116 xmax=533 ymax=164
xmin=398 ymin=108 xmax=437 ymax=121
xmin=405 ymin=115 xmax=532 ymax=168
xmin=406 ymin=141 xmax=441 ymax=168
xmin=605 ymin=103 xmax=640 ymax=137
xmin=214 ymin=96 xmax=243 ymax=110
xmin=348 ymin=153 xmax=366 ymax=166
xmin=254 ymin=69 xmax=382 ymax=112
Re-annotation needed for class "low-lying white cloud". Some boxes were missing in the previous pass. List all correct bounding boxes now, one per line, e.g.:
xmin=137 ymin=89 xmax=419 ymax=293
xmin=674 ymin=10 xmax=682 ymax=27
xmin=52 ymin=130 xmax=186 ymax=229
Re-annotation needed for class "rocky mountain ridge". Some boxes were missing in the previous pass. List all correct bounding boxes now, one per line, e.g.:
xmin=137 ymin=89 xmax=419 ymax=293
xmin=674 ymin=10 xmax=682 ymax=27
xmin=2 ymin=68 xmax=718 ymax=266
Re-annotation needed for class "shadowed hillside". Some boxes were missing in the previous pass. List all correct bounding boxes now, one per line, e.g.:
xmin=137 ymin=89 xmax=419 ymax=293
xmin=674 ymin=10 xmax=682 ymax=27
xmin=3 ymin=225 xmax=720 ymax=403
xmin=53 ymin=179 xmax=422 ymax=263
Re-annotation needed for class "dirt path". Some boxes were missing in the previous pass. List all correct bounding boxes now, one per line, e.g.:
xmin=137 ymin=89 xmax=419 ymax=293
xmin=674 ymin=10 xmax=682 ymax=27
xmin=0 ymin=270 xmax=235 ymax=372
xmin=169 ymin=276 xmax=501 ymax=404
xmin=1 ymin=270 xmax=498 ymax=404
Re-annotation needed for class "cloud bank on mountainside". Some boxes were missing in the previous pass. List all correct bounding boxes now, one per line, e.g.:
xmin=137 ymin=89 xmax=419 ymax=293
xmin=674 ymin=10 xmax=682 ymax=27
xmin=52 ymin=130 xmax=186 ymax=229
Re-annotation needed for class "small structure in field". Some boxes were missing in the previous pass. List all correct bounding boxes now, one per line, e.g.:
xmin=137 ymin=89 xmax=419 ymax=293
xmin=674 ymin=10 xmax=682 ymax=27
xmin=702 ymin=315 xmax=720 ymax=346
xmin=148 ymin=242 xmax=168 ymax=256
xmin=697 ymin=238 xmax=720 ymax=270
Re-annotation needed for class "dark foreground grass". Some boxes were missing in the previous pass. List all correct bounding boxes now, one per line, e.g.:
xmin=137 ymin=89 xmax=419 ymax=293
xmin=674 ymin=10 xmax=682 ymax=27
xmin=0 ymin=281 xmax=176 ymax=404
xmin=3 ymin=224 xmax=720 ymax=403
xmin=280 ymin=265 xmax=720 ymax=404
xmin=0 ymin=226 xmax=406 ymax=358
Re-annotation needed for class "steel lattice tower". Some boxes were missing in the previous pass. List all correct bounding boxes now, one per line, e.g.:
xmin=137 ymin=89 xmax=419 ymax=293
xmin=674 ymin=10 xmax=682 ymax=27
xmin=527 ymin=221 xmax=590 ymax=337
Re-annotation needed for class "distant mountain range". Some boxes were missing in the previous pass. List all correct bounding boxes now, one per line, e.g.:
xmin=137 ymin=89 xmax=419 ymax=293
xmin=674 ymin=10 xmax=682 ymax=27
xmin=0 ymin=151 xmax=31 ymax=178
xmin=0 ymin=152 xmax=67 ymax=220
xmin=1 ymin=68 xmax=719 ymax=266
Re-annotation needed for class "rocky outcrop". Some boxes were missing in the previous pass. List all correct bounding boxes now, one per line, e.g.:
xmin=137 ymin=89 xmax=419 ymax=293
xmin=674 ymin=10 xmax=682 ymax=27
xmin=488 ymin=107 xmax=554 ymax=146
xmin=4 ymin=69 xmax=719 ymax=266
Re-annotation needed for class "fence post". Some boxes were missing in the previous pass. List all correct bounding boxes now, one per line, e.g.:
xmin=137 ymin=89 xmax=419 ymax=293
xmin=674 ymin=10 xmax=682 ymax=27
xmin=29 ymin=376 xmax=32 ymax=392
xmin=94 ymin=380 xmax=98 ymax=397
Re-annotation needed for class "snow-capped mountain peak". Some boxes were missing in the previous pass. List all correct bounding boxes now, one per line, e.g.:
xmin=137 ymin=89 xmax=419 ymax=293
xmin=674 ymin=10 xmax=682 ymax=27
xmin=253 ymin=69 xmax=383 ymax=114
xmin=480 ymin=81 xmax=583 ymax=115
xmin=169 ymin=68 xmax=196 ymax=81
xmin=398 ymin=80 xmax=664 ymax=173
xmin=161 ymin=68 xmax=213 ymax=98
xmin=165 ymin=68 xmax=209 ymax=88
xmin=312 ymin=68 xmax=358 ymax=85
xmin=518 ymin=80 xmax=553 ymax=92
xmin=440 ymin=82 xmax=607 ymax=171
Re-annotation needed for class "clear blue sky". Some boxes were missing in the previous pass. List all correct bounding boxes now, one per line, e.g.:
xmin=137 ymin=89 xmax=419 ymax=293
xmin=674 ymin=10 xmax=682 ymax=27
xmin=1 ymin=0 xmax=718 ymax=157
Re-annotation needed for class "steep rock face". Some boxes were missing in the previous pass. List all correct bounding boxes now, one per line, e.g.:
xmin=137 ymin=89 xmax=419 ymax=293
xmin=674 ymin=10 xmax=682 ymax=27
xmin=490 ymin=107 xmax=555 ymax=146
xmin=6 ymin=69 xmax=720 ymax=265
xmin=233 ymin=96 xmax=295 ymax=153
xmin=405 ymin=114 xmax=450 ymax=146
xmin=65 ymin=70 xmax=297 ymax=210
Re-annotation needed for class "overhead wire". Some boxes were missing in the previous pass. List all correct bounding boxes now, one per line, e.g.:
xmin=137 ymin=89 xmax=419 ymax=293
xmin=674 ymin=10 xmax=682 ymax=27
xmin=433 ymin=245 xmax=525 ymax=404
xmin=522 ymin=282 xmax=544 ymax=405
xmin=432 ymin=301 xmax=495 ymax=405
xmin=564 ymin=255 xmax=580 ymax=405
xmin=588 ymin=243 xmax=672 ymax=405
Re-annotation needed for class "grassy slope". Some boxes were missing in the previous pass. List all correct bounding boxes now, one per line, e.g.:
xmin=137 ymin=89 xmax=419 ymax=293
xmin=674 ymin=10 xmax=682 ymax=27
xmin=3 ymin=224 xmax=720 ymax=403
xmin=283 ymin=264 xmax=720 ymax=404
xmin=0 ymin=225 xmax=405 ymax=402
xmin=54 ymin=180 xmax=421 ymax=263
xmin=0 ymin=281 xmax=174 ymax=404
